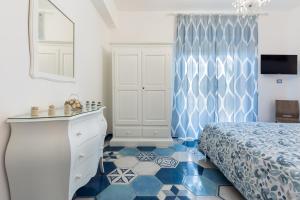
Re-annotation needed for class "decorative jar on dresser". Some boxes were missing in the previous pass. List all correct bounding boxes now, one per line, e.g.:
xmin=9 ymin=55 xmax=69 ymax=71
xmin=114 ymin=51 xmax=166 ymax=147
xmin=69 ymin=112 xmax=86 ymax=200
xmin=5 ymin=107 xmax=107 ymax=200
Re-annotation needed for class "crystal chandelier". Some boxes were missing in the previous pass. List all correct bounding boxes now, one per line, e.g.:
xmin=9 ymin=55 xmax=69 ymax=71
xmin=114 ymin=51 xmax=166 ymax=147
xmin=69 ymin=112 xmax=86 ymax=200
xmin=233 ymin=0 xmax=271 ymax=14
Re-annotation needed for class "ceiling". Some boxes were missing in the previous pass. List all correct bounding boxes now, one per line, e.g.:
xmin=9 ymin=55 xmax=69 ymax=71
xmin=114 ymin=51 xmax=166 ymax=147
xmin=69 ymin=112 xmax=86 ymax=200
xmin=113 ymin=0 xmax=300 ymax=12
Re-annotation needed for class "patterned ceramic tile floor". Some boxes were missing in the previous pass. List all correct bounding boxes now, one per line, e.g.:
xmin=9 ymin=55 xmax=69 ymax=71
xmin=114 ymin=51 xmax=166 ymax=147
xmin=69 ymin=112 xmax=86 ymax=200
xmin=74 ymin=140 xmax=245 ymax=200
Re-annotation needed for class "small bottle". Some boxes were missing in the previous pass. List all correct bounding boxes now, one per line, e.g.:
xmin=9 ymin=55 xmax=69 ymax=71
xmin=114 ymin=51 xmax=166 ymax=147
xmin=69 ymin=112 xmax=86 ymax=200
xmin=97 ymin=101 xmax=102 ymax=109
xmin=91 ymin=101 xmax=96 ymax=110
xmin=86 ymin=101 xmax=90 ymax=110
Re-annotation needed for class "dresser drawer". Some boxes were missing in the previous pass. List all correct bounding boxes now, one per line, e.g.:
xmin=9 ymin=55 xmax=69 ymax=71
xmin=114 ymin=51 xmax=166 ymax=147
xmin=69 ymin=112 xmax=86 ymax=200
xmin=70 ymin=116 xmax=100 ymax=146
xmin=142 ymin=127 xmax=170 ymax=138
xmin=71 ymin=155 xmax=99 ymax=195
xmin=72 ymin=135 xmax=101 ymax=169
xmin=115 ymin=127 xmax=142 ymax=137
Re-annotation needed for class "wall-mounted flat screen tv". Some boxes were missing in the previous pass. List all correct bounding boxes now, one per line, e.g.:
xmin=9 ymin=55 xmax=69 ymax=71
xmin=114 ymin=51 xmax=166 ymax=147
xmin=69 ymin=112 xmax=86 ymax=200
xmin=261 ymin=55 xmax=298 ymax=74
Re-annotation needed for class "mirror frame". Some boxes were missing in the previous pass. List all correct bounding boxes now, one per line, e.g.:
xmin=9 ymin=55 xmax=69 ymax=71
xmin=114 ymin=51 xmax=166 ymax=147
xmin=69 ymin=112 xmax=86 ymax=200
xmin=29 ymin=0 xmax=76 ymax=82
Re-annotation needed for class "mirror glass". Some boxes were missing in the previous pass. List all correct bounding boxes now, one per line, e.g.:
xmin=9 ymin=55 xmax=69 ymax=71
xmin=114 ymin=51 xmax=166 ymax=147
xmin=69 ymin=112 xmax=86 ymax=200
xmin=33 ymin=0 xmax=74 ymax=79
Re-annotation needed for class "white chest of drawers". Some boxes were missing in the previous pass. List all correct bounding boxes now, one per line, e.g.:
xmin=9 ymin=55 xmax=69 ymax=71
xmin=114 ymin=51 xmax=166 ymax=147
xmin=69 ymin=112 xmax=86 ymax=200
xmin=5 ymin=108 xmax=107 ymax=200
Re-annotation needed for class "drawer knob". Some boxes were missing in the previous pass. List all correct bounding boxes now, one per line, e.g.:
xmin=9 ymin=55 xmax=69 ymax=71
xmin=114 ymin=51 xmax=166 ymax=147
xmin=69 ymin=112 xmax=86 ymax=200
xmin=79 ymin=154 xmax=85 ymax=159
xmin=75 ymin=175 xmax=82 ymax=180
xmin=76 ymin=132 xmax=83 ymax=137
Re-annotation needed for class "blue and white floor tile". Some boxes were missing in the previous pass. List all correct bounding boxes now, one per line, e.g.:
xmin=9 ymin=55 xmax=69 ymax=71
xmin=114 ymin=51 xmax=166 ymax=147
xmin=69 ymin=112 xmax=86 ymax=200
xmin=155 ymin=156 xmax=179 ymax=168
xmin=104 ymin=146 xmax=125 ymax=152
xmin=136 ymin=152 xmax=157 ymax=162
xmin=153 ymin=148 xmax=175 ymax=157
xmin=155 ymin=167 xmax=186 ymax=184
xmin=114 ymin=156 xmax=139 ymax=168
xmin=137 ymin=146 xmax=157 ymax=152
xmin=131 ymin=176 xmax=163 ymax=196
xmin=133 ymin=162 xmax=160 ymax=175
xmin=172 ymin=152 xmax=205 ymax=163
xmin=176 ymin=162 xmax=204 ymax=176
xmin=97 ymin=184 xmax=136 ymax=200
xmin=103 ymin=151 xmax=121 ymax=161
xmin=183 ymin=175 xmax=218 ymax=196
xmin=107 ymin=168 xmax=136 ymax=184
xmin=170 ymin=143 xmax=187 ymax=152
xmin=74 ymin=140 xmax=245 ymax=200
xmin=182 ymin=140 xmax=199 ymax=148
xmin=157 ymin=185 xmax=195 ymax=199
xmin=119 ymin=147 xmax=140 ymax=156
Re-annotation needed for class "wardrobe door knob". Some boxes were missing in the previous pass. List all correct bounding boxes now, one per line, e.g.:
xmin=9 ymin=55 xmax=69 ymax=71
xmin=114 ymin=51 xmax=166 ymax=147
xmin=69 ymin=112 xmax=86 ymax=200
xmin=76 ymin=132 xmax=82 ymax=137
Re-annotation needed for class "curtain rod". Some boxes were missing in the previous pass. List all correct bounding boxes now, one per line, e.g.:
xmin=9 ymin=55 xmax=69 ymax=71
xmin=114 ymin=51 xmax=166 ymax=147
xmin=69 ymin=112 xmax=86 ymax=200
xmin=167 ymin=12 xmax=268 ymax=16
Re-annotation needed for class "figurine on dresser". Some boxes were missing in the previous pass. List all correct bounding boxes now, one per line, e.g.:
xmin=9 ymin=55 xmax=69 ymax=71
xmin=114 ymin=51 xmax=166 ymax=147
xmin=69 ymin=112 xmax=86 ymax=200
xmin=5 ymin=101 xmax=107 ymax=200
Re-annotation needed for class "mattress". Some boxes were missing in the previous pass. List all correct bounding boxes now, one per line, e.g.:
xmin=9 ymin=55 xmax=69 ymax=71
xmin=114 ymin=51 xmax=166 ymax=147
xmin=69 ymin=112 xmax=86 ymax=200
xmin=200 ymin=122 xmax=300 ymax=200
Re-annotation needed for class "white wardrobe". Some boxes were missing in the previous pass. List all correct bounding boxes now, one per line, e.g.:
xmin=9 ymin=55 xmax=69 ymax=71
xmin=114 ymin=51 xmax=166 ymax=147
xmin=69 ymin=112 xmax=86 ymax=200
xmin=111 ymin=44 xmax=173 ymax=147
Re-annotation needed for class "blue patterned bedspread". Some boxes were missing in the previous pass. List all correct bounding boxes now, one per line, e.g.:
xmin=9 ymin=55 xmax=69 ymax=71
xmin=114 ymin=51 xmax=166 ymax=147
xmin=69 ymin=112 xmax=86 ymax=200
xmin=200 ymin=122 xmax=300 ymax=200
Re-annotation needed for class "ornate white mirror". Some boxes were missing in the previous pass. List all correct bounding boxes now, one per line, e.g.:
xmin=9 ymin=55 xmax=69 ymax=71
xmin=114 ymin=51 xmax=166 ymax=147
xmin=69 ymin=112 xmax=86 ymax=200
xmin=29 ymin=0 xmax=75 ymax=82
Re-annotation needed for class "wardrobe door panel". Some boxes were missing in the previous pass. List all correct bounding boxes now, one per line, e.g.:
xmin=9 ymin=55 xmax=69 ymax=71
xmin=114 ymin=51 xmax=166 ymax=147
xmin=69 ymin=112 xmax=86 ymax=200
xmin=117 ymin=55 xmax=139 ymax=89
xmin=142 ymin=48 xmax=171 ymax=126
xmin=115 ymin=90 xmax=141 ymax=124
xmin=143 ymin=91 xmax=169 ymax=125
xmin=143 ymin=55 xmax=166 ymax=89
xmin=114 ymin=48 xmax=142 ymax=125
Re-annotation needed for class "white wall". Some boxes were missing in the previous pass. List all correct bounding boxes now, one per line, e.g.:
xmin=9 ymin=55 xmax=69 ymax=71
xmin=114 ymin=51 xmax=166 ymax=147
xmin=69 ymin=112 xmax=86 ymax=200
xmin=0 ymin=0 xmax=111 ymax=199
xmin=111 ymin=12 xmax=175 ymax=43
xmin=111 ymin=9 xmax=300 ymax=122
xmin=258 ymin=8 xmax=300 ymax=121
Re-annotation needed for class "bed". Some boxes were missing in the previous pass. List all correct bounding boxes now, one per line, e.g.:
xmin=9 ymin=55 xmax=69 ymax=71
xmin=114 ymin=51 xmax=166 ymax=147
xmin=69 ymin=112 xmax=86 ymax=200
xmin=200 ymin=122 xmax=300 ymax=200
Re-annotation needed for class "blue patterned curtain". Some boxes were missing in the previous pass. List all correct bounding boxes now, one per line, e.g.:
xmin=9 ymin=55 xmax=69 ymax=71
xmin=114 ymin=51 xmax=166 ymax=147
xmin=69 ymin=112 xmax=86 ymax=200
xmin=171 ymin=15 xmax=258 ymax=140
